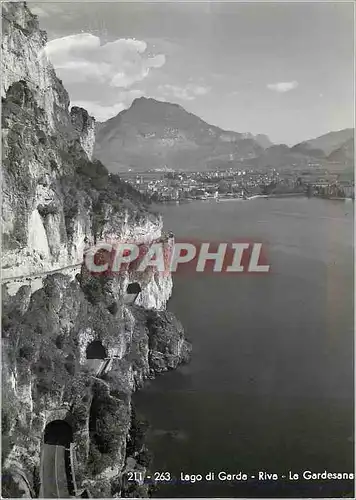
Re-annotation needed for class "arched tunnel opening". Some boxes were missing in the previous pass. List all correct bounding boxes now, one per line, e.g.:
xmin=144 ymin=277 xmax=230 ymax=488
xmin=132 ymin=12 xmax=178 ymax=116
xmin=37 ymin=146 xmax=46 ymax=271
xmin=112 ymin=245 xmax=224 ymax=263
xmin=126 ymin=282 xmax=141 ymax=294
xmin=124 ymin=282 xmax=142 ymax=305
xmin=44 ymin=420 xmax=73 ymax=447
xmin=86 ymin=340 xmax=107 ymax=360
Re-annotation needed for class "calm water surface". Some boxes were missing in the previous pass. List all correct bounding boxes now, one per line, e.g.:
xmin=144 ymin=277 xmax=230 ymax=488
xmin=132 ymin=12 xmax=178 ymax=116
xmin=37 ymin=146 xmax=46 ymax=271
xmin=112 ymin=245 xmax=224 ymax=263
xmin=135 ymin=197 xmax=354 ymax=498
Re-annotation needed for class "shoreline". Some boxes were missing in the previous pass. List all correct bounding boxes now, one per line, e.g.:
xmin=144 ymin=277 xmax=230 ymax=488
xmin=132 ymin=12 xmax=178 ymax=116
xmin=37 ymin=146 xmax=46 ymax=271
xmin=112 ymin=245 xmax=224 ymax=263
xmin=158 ymin=194 xmax=354 ymax=204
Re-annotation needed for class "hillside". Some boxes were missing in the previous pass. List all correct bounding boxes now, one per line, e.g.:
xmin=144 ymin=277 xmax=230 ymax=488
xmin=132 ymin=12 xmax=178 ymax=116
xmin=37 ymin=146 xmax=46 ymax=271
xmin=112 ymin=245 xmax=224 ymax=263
xmin=254 ymin=133 xmax=273 ymax=149
xmin=292 ymin=128 xmax=354 ymax=156
xmin=327 ymin=136 xmax=354 ymax=166
xmin=94 ymin=97 xmax=266 ymax=172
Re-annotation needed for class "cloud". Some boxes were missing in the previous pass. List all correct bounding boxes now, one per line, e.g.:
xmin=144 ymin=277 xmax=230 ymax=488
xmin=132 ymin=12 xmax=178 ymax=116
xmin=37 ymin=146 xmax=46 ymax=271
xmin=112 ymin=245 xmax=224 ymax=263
xmin=45 ymin=33 xmax=101 ymax=57
xmin=44 ymin=34 xmax=165 ymax=88
xmin=193 ymin=86 xmax=211 ymax=96
xmin=158 ymin=83 xmax=211 ymax=101
xmin=267 ymin=81 xmax=299 ymax=93
xmin=43 ymin=33 xmax=165 ymax=122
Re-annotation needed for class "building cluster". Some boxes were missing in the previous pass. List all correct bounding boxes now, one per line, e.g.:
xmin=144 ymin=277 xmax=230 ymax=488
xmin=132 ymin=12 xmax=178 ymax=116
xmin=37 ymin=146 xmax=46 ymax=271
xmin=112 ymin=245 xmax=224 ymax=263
xmin=310 ymin=181 xmax=355 ymax=199
xmin=121 ymin=168 xmax=354 ymax=202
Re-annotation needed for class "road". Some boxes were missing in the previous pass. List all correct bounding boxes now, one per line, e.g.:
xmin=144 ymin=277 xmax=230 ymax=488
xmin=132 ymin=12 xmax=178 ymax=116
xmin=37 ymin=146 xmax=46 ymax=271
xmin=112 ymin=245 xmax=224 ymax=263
xmin=40 ymin=444 xmax=70 ymax=498
xmin=86 ymin=358 xmax=106 ymax=376
xmin=86 ymin=358 xmax=112 ymax=377
xmin=1 ymin=263 xmax=82 ymax=284
xmin=1 ymin=236 xmax=172 ymax=285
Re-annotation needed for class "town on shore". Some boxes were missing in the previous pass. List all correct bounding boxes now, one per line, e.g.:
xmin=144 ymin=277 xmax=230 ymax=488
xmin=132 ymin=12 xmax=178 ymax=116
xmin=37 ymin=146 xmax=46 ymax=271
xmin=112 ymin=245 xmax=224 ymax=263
xmin=119 ymin=166 xmax=355 ymax=202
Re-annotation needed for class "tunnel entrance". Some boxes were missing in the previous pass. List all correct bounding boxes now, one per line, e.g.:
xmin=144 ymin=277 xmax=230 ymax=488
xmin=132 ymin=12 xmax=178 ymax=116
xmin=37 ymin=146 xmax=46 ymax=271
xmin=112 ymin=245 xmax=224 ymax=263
xmin=124 ymin=282 xmax=142 ymax=305
xmin=44 ymin=420 xmax=73 ymax=447
xmin=126 ymin=282 xmax=141 ymax=294
xmin=86 ymin=340 xmax=107 ymax=360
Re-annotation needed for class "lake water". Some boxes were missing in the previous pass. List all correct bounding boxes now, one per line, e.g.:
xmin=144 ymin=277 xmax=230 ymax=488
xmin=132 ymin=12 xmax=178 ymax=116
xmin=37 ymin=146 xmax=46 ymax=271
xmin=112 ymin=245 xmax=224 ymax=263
xmin=135 ymin=197 xmax=354 ymax=498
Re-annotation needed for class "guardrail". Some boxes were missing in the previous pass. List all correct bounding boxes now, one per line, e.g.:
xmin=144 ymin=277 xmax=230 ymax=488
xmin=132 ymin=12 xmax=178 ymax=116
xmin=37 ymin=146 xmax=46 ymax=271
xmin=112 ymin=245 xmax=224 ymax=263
xmin=65 ymin=444 xmax=78 ymax=497
xmin=8 ymin=467 xmax=35 ymax=498
xmin=96 ymin=358 xmax=112 ymax=377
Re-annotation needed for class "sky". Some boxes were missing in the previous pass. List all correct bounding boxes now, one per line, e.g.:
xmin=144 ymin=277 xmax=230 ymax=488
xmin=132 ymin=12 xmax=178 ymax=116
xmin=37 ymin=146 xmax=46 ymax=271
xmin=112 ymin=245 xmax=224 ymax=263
xmin=28 ymin=1 xmax=354 ymax=145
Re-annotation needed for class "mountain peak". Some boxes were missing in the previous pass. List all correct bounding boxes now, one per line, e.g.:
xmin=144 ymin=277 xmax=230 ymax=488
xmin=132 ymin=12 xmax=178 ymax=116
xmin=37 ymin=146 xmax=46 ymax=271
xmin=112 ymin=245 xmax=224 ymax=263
xmin=130 ymin=95 xmax=183 ymax=110
xmin=131 ymin=96 xmax=155 ymax=105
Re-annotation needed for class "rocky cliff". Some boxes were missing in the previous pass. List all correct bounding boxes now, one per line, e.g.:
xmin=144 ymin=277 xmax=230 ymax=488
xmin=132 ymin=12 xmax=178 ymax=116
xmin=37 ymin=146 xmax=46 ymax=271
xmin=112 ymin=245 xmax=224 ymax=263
xmin=1 ymin=2 xmax=191 ymax=497
xmin=70 ymin=106 xmax=96 ymax=161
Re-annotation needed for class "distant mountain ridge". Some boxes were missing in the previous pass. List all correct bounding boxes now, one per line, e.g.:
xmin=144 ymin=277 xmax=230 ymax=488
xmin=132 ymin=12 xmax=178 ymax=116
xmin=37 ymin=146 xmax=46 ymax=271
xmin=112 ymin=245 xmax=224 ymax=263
xmin=293 ymin=128 xmax=354 ymax=156
xmin=94 ymin=97 xmax=353 ymax=172
xmin=246 ymin=130 xmax=354 ymax=171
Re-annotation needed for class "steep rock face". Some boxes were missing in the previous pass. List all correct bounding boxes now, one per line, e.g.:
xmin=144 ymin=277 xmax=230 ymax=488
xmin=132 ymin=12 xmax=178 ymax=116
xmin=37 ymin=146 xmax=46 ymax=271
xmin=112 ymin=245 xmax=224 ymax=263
xmin=2 ymin=1 xmax=93 ymax=282
xmin=1 ymin=3 xmax=191 ymax=498
xmin=1 ymin=2 xmax=154 ymax=287
xmin=71 ymin=106 xmax=96 ymax=160
xmin=1 ymin=2 xmax=70 ymax=133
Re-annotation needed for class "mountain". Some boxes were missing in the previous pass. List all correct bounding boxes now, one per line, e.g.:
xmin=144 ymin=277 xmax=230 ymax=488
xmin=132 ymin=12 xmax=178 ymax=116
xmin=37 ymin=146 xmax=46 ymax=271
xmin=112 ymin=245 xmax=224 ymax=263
xmin=94 ymin=97 xmax=353 ymax=173
xmin=94 ymin=97 xmax=267 ymax=172
xmin=255 ymin=134 xmax=273 ymax=149
xmin=245 ymin=129 xmax=354 ymax=171
xmin=289 ymin=143 xmax=326 ymax=159
xmin=244 ymin=143 xmax=322 ymax=169
xmin=327 ymin=137 xmax=354 ymax=165
xmin=292 ymin=128 xmax=354 ymax=156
